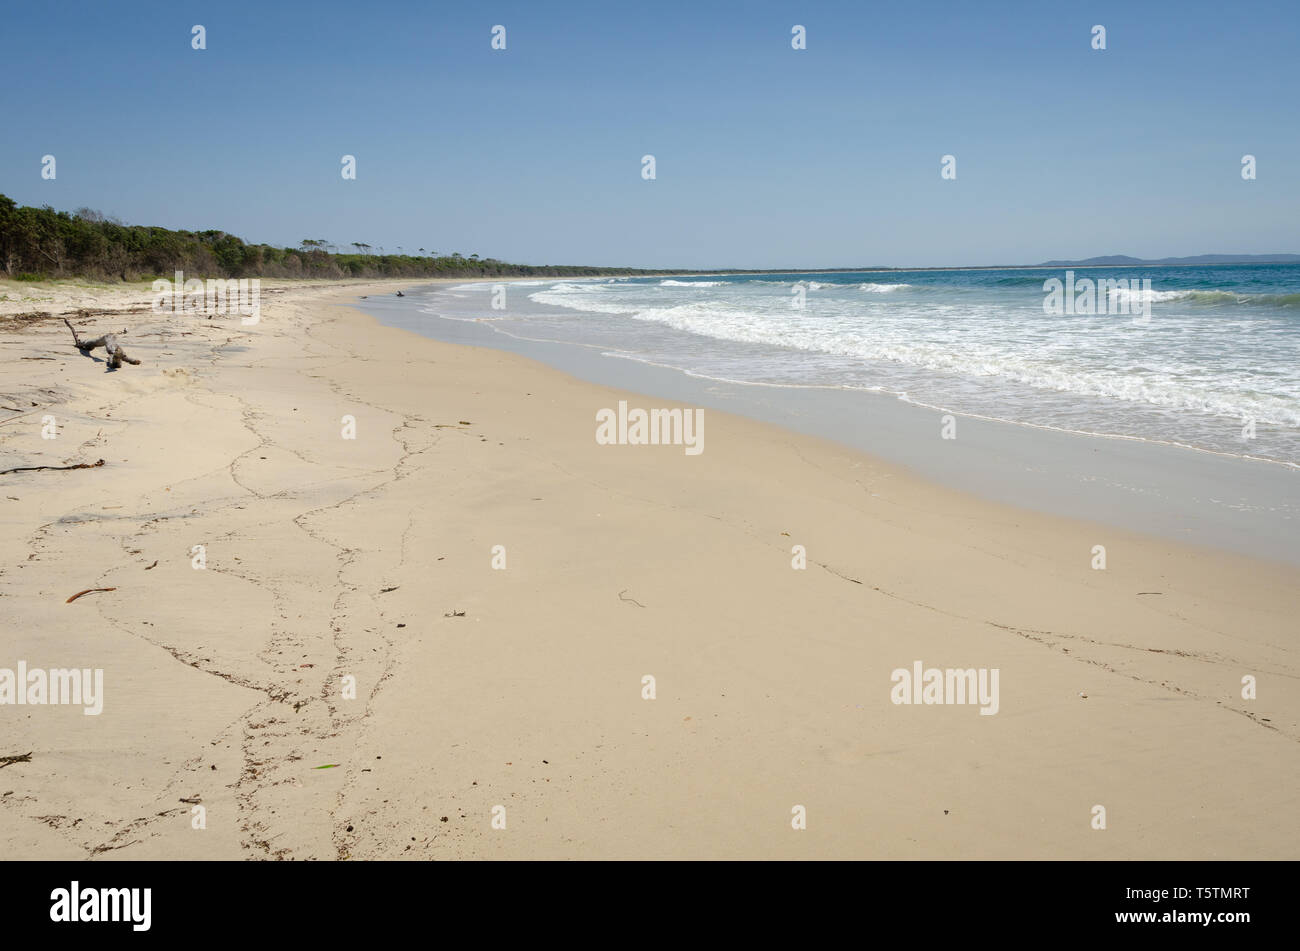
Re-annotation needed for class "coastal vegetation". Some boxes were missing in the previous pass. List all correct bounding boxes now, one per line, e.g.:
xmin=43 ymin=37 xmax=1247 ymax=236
xmin=0 ymin=194 xmax=667 ymax=281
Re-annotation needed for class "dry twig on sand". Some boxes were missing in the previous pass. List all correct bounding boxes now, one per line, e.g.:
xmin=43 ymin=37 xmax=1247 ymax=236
xmin=66 ymin=587 xmax=117 ymax=603
xmin=1 ymin=458 xmax=105 ymax=475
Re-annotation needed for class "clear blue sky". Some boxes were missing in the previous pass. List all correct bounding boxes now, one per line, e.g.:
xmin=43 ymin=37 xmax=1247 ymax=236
xmin=2 ymin=0 xmax=1296 ymax=268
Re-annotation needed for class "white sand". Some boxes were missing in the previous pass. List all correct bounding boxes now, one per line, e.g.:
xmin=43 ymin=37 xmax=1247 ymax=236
xmin=1 ymin=278 xmax=1295 ymax=859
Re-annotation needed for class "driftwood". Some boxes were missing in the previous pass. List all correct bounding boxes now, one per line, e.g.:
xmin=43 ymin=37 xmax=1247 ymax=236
xmin=63 ymin=317 xmax=140 ymax=369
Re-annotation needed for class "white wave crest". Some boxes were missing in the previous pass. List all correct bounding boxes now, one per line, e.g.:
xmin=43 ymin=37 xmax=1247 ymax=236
xmin=1106 ymin=287 xmax=1193 ymax=306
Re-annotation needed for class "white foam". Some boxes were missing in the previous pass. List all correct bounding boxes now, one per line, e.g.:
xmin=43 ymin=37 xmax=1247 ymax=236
xmin=1106 ymin=287 xmax=1194 ymax=305
xmin=522 ymin=277 xmax=1300 ymax=439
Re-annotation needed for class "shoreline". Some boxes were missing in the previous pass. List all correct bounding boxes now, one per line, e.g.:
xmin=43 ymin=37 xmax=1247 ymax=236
xmin=409 ymin=284 xmax=1300 ymax=471
xmin=1 ymin=278 xmax=1296 ymax=859
xmin=364 ymin=283 xmax=1300 ymax=567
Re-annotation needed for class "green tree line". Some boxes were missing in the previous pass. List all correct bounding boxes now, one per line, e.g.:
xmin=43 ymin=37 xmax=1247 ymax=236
xmin=0 ymin=194 xmax=671 ymax=281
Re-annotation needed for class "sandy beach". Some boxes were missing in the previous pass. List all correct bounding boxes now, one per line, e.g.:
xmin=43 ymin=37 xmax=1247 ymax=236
xmin=1 ymin=278 xmax=1296 ymax=860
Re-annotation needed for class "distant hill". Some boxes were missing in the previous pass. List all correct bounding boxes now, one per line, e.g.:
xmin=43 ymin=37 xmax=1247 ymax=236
xmin=1038 ymin=253 xmax=1300 ymax=267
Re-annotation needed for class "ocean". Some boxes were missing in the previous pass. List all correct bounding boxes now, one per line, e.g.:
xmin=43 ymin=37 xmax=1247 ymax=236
xmin=423 ymin=263 xmax=1300 ymax=466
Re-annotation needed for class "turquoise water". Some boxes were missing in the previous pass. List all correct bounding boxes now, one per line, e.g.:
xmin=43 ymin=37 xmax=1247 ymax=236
xmin=424 ymin=263 xmax=1300 ymax=465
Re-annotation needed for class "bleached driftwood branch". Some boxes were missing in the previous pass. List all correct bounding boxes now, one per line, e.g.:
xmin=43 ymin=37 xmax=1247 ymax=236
xmin=63 ymin=317 xmax=141 ymax=369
